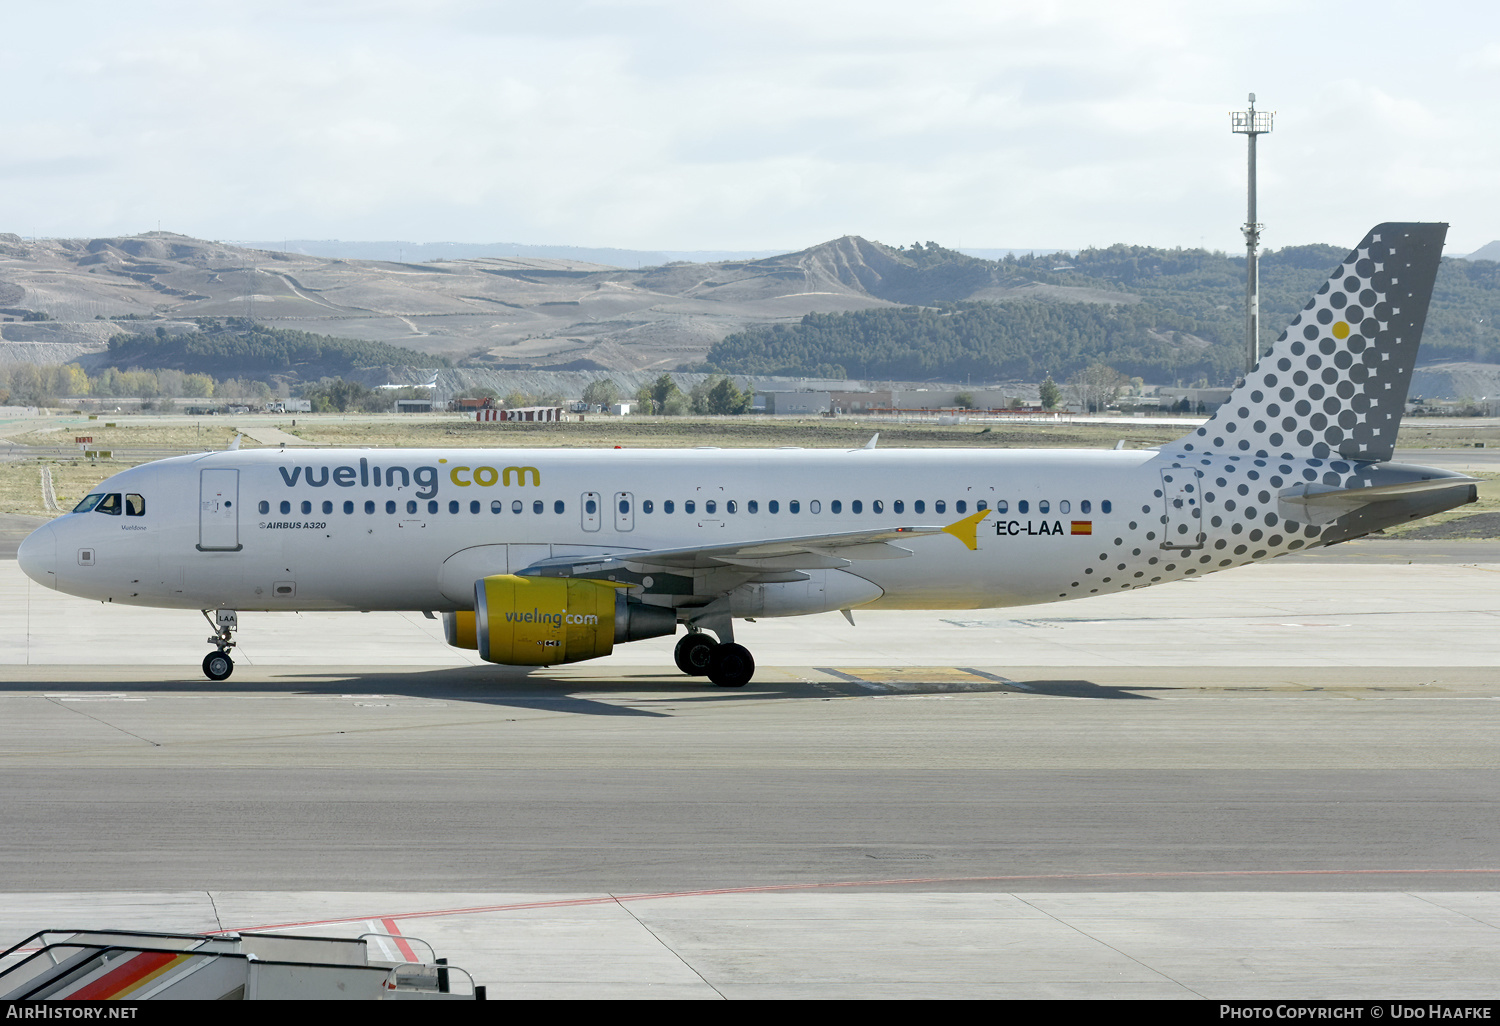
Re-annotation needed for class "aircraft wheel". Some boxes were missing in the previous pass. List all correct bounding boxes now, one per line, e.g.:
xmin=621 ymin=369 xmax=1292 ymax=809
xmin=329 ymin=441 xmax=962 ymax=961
xmin=707 ymin=643 xmax=754 ymax=688
xmin=674 ymin=633 xmax=717 ymax=676
xmin=203 ymin=651 xmax=234 ymax=682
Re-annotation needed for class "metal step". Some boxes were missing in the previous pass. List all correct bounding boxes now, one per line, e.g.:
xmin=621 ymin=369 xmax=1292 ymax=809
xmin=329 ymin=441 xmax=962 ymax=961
xmin=0 ymin=928 xmax=482 ymax=1000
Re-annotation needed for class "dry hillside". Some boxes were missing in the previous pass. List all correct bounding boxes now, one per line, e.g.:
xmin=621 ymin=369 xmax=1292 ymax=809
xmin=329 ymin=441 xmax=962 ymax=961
xmin=0 ymin=232 xmax=1122 ymax=375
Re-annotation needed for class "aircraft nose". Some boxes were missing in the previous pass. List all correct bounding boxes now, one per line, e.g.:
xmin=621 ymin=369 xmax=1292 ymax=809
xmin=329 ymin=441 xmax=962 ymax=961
xmin=17 ymin=522 xmax=57 ymax=589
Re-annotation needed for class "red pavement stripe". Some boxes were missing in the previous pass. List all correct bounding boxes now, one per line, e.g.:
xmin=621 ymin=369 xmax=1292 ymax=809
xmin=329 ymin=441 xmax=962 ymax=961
xmin=217 ymin=867 xmax=1500 ymax=934
xmin=380 ymin=917 xmax=419 ymax=962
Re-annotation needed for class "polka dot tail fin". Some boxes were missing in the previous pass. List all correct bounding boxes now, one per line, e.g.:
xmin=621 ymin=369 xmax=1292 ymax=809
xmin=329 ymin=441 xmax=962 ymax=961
xmin=1174 ymin=222 xmax=1448 ymax=463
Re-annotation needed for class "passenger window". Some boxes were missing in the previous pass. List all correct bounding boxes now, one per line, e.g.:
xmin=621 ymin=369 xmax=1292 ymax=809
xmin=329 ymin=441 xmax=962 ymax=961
xmin=385 ymin=500 xmax=397 ymax=514
xmin=620 ymin=499 xmax=631 ymax=514
xmin=956 ymin=500 xmax=966 ymax=514
xmin=996 ymin=500 xmax=1008 ymax=514
xmin=492 ymin=500 xmax=503 ymax=513
xmin=1039 ymin=500 xmax=1050 ymax=514
xmin=513 ymin=500 xmax=523 ymax=513
xmin=706 ymin=500 xmax=717 ymax=514
xmin=1059 ymin=500 xmax=1070 ymax=514
xmin=430 ymin=501 xmax=440 ymax=514
xmin=789 ymin=500 xmax=799 ymax=514
xmin=726 ymin=500 xmax=737 ymax=513
xmin=871 ymin=500 xmax=883 ymax=514
xmin=586 ymin=499 xmax=597 ymax=514
xmin=258 ymin=500 xmax=270 ymax=515
xmin=96 ymin=493 xmax=122 ymax=515
xmin=1018 ymin=500 xmax=1029 ymax=514
xmin=126 ymin=494 xmax=145 ymax=516
xmin=1102 ymin=500 xmax=1113 ymax=513
xmin=73 ymin=493 xmax=104 ymax=514
xmin=893 ymin=500 xmax=903 ymax=514
xmin=470 ymin=500 xmax=481 ymax=514
xmin=304 ymin=500 xmax=315 ymax=515
xmin=323 ymin=501 xmax=334 ymax=514
xmin=976 ymin=500 xmax=987 ymax=511
xmin=767 ymin=500 xmax=777 ymax=514
xmin=344 ymin=500 xmax=354 ymax=514
xmin=279 ymin=500 xmax=291 ymax=515
xmin=449 ymin=500 xmax=460 ymax=514
xmin=748 ymin=500 xmax=759 ymax=513
xmin=406 ymin=500 xmax=417 ymax=514
xmin=644 ymin=500 xmax=654 ymax=514
xmin=664 ymin=500 xmax=675 ymax=514
xmin=533 ymin=500 xmax=544 ymax=514
xmin=1081 ymin=500 xmax=1092 ymax=514
xmin=809 ymin=500 xmax=821 ymax=514
xmin=554 ymin=501 xmax=565 ymax=514
xmin=935 ymin=500 xmax=946 ymax=514
xmin=914 ymin=500 xmax=925 ymax=514
xmin=852 ymin=500 xmax=863 ymax=514
xmin=831 ymin=500 xmax=842 ymax=514
xmin=685 ymin=500 xmax=695 ymax=514
xmin=365 ymin=500 xmax=376 ymax=514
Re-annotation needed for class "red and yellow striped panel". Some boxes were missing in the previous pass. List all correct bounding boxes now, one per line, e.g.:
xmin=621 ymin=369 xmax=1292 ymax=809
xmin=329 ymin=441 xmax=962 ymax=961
xmin=1070 ymin=521 xmax=1092 ymax=535
xmin=68 ymin=950 xmax=190 ymax=1000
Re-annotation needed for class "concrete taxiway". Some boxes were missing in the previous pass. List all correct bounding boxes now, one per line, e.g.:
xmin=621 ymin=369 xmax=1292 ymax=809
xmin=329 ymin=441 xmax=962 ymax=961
xmin=1 ymin=535 xmax=1498 ymax=998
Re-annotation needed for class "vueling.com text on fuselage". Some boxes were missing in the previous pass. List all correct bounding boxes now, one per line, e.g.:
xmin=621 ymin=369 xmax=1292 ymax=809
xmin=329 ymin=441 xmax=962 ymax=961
xmin=277 ymin=458 xmax=540 ymax=501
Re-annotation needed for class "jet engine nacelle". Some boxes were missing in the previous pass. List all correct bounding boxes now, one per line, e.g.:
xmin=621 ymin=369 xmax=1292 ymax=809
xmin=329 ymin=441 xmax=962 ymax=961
xmin=463 ymin=574 xmax=675 ymax=665
xmin=730 ymin=570 xmax=884 ymax=619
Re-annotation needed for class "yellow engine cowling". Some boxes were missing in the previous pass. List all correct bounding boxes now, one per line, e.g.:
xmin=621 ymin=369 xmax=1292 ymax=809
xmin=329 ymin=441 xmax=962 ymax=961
xmin=472 ymin=574 xmax=675 ymax=665
xmin=442 ymin=610 xmax=477 ymax=649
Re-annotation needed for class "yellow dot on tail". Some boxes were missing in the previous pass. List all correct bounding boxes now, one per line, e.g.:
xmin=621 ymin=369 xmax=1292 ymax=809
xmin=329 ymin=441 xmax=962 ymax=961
xmin=1332 ymin=322 xmax=1350 ymax=339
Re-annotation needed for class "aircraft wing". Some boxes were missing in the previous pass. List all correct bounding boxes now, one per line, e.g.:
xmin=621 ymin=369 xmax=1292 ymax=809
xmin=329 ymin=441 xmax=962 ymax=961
xmin=517 ymin=509 xmax=992 ymax=576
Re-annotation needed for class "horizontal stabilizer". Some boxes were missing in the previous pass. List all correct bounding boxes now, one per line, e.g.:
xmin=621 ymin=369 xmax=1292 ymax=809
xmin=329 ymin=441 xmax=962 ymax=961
xmin=1279 ymin=475 xmax=1477 ymax=525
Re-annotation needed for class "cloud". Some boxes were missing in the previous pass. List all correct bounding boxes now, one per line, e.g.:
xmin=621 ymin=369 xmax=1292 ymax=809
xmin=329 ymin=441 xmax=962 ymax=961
xmin=1 ymin=0 xmax=1498 ymax=251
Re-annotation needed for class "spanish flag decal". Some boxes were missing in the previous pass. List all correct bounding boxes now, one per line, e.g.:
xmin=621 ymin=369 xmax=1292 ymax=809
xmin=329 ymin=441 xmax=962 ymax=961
xmin=1071 ymin=521 xmax=1092 ymax=535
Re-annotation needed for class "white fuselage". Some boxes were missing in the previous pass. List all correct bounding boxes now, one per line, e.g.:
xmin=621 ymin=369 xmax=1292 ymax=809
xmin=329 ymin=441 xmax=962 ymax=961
xmin=18 ymin=444 xmax=1354 ymax=616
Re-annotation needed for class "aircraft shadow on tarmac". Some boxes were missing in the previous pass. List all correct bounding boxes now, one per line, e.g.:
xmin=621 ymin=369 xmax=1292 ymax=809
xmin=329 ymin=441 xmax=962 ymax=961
xmin=0 ymin=664 xmax=1157 ymax=714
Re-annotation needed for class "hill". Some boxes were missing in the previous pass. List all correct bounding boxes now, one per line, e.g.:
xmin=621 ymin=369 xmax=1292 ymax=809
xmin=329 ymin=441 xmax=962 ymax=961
xmin=706 ymin=241 xmax=1500 ymax=386
xmin=2 ymin=230 xmax=1499 ymax=388
xmin=1461 ymin=241 xmax=1500 ymax=262
xmin=102 ymin=319 xmax=447 ymax=381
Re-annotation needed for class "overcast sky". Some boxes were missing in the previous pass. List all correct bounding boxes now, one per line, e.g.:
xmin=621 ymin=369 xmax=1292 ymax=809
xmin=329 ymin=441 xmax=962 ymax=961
xmin=3 ymin=0 xmax=1497 ymax=254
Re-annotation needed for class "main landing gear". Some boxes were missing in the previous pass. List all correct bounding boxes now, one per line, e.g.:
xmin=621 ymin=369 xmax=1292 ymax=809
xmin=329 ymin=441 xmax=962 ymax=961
xmin=674 ymin=630 xmax=755 ymax=688
xmin=201 ymin=609 xmax=237 ymax=681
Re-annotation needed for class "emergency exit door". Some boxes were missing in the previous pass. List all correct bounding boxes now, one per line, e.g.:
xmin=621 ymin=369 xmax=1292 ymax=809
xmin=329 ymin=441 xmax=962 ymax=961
xmin=1159 ymin=468 xmax=1205 ymax=550
xmin=198 ymin=469 xmax=242 ymax=551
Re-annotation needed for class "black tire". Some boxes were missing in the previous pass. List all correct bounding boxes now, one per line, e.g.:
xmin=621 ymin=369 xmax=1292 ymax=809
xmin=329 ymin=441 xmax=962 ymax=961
xmin=203 ymin=651 xmax=234 ymax=681
xmin=707 ymin=643 xmax=754 ymax=688
xmin=674 ymin=633 xmax=717 ymax=676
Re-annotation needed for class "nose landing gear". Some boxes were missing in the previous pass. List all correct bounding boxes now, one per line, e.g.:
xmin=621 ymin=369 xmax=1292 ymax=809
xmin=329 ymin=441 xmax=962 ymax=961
xmin=201 ymin=609 xmax=237 ymax=681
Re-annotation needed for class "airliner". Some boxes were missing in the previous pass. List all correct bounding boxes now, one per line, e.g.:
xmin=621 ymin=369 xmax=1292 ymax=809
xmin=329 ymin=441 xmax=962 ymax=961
xmin=16 ymin=223 xmax=1475 ymax=686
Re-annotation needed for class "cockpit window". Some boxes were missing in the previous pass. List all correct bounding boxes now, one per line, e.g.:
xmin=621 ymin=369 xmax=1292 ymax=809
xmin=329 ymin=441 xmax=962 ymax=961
xmin=72 ymin=494 xmax=104 ymax=514
xmin=95 ymin=493 xmax=123 ymax=516
xmin=125 ymin=493 xmax=145 ymax=517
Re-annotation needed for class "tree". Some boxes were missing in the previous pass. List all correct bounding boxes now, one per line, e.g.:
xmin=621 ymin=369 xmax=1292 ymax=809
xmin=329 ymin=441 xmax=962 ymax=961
xmin=1066 ymin=363 xmax=1128 ymax=413
xmin=582 ymin=378 xmax=620 ymax=409
xmin=648 ymin=373 xmax=681 ymax=414
xmin=953 ymin=391 xmax=975 ymax=409
xmin=692 ymin=375 xmax=753 ymax=415
xmin=1039 ymin=376 xmax=1061 ymax=410
xmin=305 ymin=378 xmax=381 ymax=412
